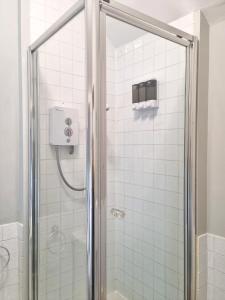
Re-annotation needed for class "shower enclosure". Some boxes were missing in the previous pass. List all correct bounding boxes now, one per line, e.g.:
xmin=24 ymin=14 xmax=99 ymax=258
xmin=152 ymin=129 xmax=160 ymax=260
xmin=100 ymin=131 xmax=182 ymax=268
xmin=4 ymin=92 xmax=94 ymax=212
xmin=28 ymin=0 xmax=197 ymax=299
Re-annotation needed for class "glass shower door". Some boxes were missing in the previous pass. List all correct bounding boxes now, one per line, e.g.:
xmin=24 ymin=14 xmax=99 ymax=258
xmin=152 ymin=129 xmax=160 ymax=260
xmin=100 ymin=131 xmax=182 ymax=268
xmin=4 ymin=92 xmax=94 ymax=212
xmin=101 ymin=4 xmax=197 ymax=300
xmin=29 ymin=3 xmax=89 ymax=299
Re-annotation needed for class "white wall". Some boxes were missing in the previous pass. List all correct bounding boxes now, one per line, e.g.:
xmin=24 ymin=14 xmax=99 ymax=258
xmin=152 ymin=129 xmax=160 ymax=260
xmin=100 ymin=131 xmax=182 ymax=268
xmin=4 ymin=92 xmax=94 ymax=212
xmin=171 ymin=11 xmax=210 ymax=237
xmin=0 ymin=0 xmax=20 ymax=224
xmin=173 ymin=9 xmax=225 ymax=240
xmin=196 ymin=13 xmax=209 ymax=236
xmin=207 ymin=18 xmax=225 ymax=238
xmin=172 ymin=10 xmax=225 ymax=300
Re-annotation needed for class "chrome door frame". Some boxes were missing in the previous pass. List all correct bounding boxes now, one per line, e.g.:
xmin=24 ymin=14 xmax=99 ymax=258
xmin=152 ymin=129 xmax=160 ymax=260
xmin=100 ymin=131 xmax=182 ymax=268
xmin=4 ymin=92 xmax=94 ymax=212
xmin=98 ymin=1 xmax=198 ymax=300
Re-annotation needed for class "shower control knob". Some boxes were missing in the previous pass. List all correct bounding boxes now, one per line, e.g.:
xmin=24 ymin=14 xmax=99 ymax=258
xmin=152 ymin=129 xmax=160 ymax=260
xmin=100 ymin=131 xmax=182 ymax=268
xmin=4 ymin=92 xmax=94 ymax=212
xmin=64 ymin=127 xmax=73 ymax=137
xmin=65 ymin=117 xmax=72 ymax=126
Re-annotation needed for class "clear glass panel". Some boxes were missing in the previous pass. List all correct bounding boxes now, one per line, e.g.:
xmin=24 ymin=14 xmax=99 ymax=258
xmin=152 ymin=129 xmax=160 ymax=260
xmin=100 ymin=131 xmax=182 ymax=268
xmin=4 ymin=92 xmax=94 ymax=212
xmin=37 ymin=10 xmax=87 ymax=300
xmin=106 ymin=16 xmax=186 ymax=300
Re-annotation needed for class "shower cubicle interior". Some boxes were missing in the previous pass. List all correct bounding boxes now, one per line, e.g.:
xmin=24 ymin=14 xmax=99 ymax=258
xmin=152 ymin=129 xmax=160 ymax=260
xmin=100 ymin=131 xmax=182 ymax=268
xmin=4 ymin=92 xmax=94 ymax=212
xmin=28 ymin=1 xmax=197 ymax=299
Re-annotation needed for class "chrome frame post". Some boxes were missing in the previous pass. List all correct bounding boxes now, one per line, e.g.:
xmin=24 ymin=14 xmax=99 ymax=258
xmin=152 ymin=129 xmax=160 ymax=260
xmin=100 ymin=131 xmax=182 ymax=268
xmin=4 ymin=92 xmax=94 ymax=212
xmin=184 ymin=37 xmax=198 ymax=300
xmin=28 ymin=48 xmax=39 ymax=300
xmin=85 ymin=0 xmax=108 ymax=299
xmin=85 ymin=1 xmax=108 ymax=299
xmin=99 ymin=9 xmax=107 ymax=300
xmin=85 ymin=0 xmax=95 ymax=298
xmin=85 ymin=0 xmax=103 ymax=299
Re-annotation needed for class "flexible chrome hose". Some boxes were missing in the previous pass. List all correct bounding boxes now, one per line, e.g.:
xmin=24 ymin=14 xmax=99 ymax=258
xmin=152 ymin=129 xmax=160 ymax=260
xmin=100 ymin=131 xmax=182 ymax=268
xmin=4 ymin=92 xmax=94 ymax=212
xmin=55 ymin=147 xmax=86 ymax=192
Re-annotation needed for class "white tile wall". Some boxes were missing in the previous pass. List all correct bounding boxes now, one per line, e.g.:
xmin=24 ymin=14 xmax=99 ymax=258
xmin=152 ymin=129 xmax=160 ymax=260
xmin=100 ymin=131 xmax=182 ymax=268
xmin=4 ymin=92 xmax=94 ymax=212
xmin=106 ymin=26 xmax=186 ymax=299
xmin=208 ymin=234 xmax=225 ymax=300
xmin=197 ymin=234 xmax=208 ymax=300
xmin=198 ymin=233 xmax=225 ymax=300
xmin=0 ymin=222 xmax=23 ymax=300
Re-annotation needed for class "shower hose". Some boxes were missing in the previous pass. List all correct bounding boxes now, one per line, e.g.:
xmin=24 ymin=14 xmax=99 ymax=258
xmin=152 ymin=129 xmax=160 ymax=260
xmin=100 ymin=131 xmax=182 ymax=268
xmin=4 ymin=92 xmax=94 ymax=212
xmin=55 ymin=146 xmax=86 ymax=192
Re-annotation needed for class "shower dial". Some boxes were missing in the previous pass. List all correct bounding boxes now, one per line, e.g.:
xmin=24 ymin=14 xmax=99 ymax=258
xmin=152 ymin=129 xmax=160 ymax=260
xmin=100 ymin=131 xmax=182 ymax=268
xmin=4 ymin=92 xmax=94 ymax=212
xmin=65 ymin=117 xmax=72 ymax=126
xmin=64 ymin=127 xmax=73 ymax=137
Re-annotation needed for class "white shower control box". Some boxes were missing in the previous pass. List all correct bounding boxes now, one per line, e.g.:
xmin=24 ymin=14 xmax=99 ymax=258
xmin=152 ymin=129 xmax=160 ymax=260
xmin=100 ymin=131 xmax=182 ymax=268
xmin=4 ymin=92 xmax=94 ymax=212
xmin=49 ymin=106 xmax=78 ymax=146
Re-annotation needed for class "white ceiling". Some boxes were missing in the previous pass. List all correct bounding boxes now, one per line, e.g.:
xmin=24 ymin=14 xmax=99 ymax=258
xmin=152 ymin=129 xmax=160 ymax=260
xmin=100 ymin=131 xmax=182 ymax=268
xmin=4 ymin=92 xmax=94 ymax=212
xmin=117 ymin=0 xmax=225 ymax=23
xmin=203 ymin=1 xmax=225 ymax=24
xmin=107 ymin=0 xmax=225 ymax=47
